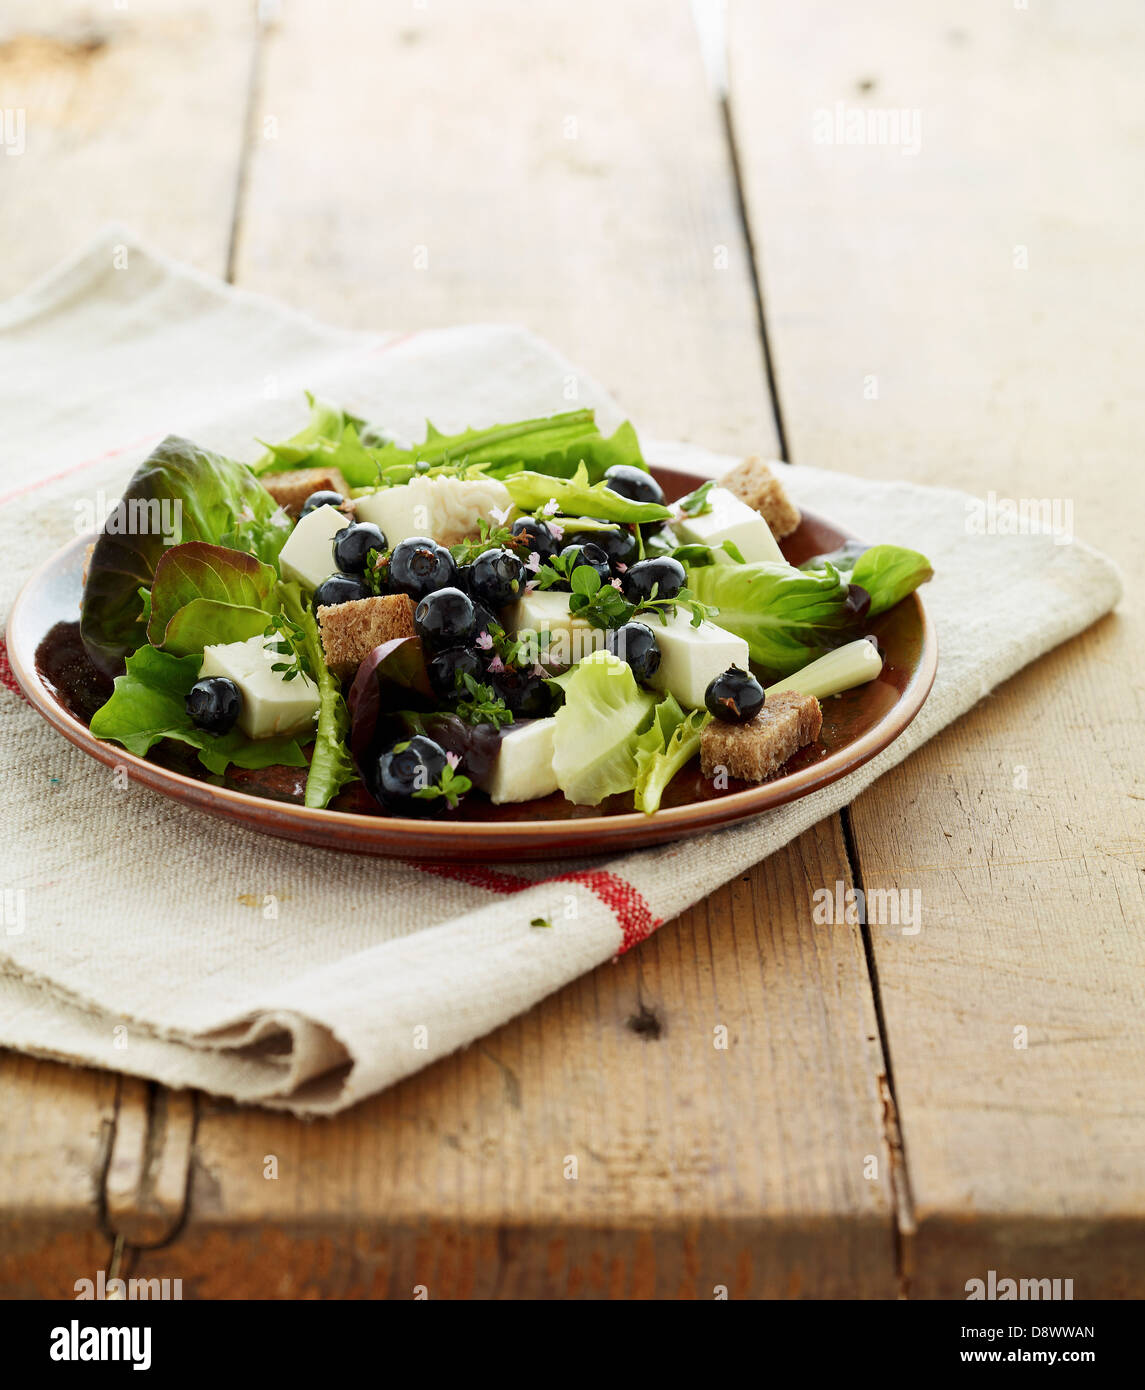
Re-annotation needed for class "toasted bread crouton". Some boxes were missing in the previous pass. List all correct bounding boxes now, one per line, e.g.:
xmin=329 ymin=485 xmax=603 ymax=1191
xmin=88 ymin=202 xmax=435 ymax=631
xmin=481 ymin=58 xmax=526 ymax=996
xmin=318 ymin=594 xmax=417 ymax=678
xmin=700 ymin=690 xmax=822 ymax=783
xmin=263 ymin=467 xmax=353 ymax=518
xmin=720 ymin=456 xmax=801 ymax=539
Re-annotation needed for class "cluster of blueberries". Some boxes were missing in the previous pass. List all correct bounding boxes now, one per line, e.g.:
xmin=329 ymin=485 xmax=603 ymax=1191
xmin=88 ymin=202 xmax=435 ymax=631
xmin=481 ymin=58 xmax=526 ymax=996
xmin=308 ymin=464 xmax=694 ymax=709
xmin=185 ymin=462 xmax=769 ymax=807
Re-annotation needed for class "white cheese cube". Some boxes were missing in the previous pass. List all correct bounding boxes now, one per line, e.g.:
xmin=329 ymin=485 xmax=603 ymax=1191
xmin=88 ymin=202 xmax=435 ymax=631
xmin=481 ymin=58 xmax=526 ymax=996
xmin=476 ymin=718 xmax=559 ymax=804
xmin=505 ymin=590 xmax=608 ymax=668
xmin=199 ymin=635 xmax=320 ymax=740
xmin=674 ymin=486 xmax=785 ymax=564
xmin=278 ymin=504 xmax=350 ymax=590
xmin=355 ymin=476 xmax=513 ymax=547
xmin=646 ymin=610 xmax=751 ymax=709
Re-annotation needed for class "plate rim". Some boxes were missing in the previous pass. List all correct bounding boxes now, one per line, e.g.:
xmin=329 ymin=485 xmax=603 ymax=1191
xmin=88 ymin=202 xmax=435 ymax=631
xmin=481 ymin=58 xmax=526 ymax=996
xmin=6 ymin=482 xmax=938 ymax=852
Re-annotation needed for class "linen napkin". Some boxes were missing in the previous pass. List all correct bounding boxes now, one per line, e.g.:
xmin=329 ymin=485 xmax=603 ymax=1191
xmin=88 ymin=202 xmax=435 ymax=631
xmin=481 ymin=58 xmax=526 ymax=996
xmin=0 ymin=229 xmax=1122 ymax=1114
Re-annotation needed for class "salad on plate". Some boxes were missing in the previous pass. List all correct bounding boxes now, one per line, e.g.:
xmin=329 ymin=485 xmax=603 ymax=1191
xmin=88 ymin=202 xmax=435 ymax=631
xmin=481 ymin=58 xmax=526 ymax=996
xmin=77 ymin=401 xmax=933 ymax=818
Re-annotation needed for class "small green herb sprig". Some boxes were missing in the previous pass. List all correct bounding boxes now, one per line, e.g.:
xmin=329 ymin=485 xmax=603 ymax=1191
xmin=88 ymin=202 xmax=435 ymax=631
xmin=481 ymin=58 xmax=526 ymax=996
xmin=263 ymin=612 xmax=309 ymax=681
xmin=411 ymin=762 xmax=473 ymax=810
xmin=538 ymin=559 xmax=717 ymax=632
xmin=453 ymin=672 xmax=515 ymax=730
xmin=675 ymin=480 xmax=716 ymax=517
xmin=449 ymin=518 xmax=528 ymax=567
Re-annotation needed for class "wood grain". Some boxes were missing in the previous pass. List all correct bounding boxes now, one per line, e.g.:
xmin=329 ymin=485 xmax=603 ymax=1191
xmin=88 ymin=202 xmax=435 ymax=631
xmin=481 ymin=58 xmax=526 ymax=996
xmin=137 ymin=824 xmax=898 ymax=1298
xmin=729 ymin=0 xmax=1145 ymax=1294
xmin=0 ymin=0 xmax=256 ymax=297
xmin=0 ymin=0 xmax=250 ymax=1291
xmin=0 ymin=1056 xmax=116 ymax=1297
xmin=231 ymin=0 xmax=776 ymax=455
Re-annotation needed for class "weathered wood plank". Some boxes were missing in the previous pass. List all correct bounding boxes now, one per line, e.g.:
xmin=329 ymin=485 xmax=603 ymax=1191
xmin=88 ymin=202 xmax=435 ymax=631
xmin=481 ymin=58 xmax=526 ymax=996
xmin=0 ymin=0 xmax=255 ymax=296
xmin=729 ymin=0 xmax=1145 ymax=1294
xmin=231 ymin=0 xmax=776 ymax=455
xmin=151 ymin=0 xmax=903 ymax=1297
xmin=0 ymin=0 xmax=253 ymax=1282
xmin=0 ymin=1056 xmax=117 ymax=1297
xmin=138 ymin=825 xmax=898 ymax=1298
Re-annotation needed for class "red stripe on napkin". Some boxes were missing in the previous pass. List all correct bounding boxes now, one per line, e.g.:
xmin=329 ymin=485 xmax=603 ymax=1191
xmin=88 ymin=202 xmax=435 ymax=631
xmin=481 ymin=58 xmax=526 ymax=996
xmin=418 ymin=862 xmax=661 ymax=953
xmin=0 ymin=640 xmax=25 ymax=699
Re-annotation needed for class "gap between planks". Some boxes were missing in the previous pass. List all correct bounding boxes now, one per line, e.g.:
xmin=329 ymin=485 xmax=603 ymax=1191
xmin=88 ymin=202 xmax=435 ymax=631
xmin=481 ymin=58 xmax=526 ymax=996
xmin=720 ymin=65 xmax=917 ymax=1290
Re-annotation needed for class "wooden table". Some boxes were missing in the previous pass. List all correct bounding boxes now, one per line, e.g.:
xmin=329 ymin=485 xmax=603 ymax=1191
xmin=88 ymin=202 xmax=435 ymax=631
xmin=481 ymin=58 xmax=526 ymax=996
xmin=2 ymin=0 xmax=1142 ymax=1299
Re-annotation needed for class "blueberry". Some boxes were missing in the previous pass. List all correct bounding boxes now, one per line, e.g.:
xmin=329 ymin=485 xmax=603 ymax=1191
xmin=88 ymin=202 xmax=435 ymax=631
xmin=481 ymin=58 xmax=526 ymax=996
xmin=602 ymin=464 xmax=664 ymax=506
xmin=563 ymin=525 xmax=638 ymax=570
xmin=490 ymin=667 xmax=553 ymax=718
xmin=705 ymin=667 xmax=765 ymax=724
xmin=604 ymin=622 xmax=661 ymax=683
xmin=299 ymin=490 xmax=346 ymax=519
xmin=470 ymin=598 xmax=499 ymax=639
xmin=373 ymin=735 xmax=450 ymax=815
xmin=468 ymin=548 xmax=524 ymax=609
xmin=559 ymin=542 xmax=611 ymax=585
xmin=510 ymin=516 xmax=559 ymax=562
xmin=313 ymin=573 xmax=370 ymax=609
xmin=389 ymin=536 xmax=457 ymax=600
xmin=185 ymin=677 xmax=242 ymax=735
xmin=427 ymin=646 xmax=486 ymax=698
xmin=620 ymin=556 xmax=686 ymax=603
xmin=414 ymin=587 xmax=476 ymax=652
xmin=332 ymin=521 xmax=387 ymax=574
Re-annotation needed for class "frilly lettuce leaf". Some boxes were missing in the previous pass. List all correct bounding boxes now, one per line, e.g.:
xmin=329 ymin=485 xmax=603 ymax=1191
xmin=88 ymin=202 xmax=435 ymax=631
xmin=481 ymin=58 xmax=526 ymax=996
xmin=551 ymin=650 xmax=655 ymax=805
xmin=633 ymin=695 xmax=710 ymax=814
xmin=253 ymin=399 xmax=648 ymax=489
xmin=279 ymin=582 xmax=357 ymax=809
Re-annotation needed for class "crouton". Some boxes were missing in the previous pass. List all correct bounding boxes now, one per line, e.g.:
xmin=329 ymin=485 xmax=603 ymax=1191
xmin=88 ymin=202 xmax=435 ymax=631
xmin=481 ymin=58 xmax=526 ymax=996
xmin=700 ymin=690 xmax=823 ymax=783
xmin=317 ymin=594 xmax=417 ymax=678
xmin=719 ymin=456 xmax=801 ymax=539
xmin=263 ymin=467 xmax=353 ymax=518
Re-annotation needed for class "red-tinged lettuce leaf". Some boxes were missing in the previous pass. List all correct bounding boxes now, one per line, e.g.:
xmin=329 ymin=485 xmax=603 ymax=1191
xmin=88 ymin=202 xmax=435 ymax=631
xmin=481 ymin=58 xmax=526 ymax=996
xmin=147 ymin=542 xmax=278 ymax=655
xmin=347 ymin=637 xmax=433 ymax=763
xmin=81 ymin=436 xmax=291 ymax=678
xmin=88 ymin=644 xmax=306 ymax=774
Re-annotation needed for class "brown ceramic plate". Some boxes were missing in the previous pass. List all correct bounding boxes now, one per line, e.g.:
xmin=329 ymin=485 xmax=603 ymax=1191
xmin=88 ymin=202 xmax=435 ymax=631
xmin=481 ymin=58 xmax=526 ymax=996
xmin=7 ymin=464 xmax=936 ymax=861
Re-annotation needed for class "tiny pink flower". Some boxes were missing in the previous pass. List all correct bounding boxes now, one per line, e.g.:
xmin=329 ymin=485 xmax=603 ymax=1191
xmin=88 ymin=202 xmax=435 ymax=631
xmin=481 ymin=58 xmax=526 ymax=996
xmin=524 ymin=579 xmax=539 ymax=593
xmin=487 ymin=654 xmax=506 ymax=673
xmin=614 ymin=561 xmax=628 ymax=572
xmin=525 ymin=550 xmax=542 ymax=573
xmin=610 ymin=578 xmax=623 ymax=590
xmin=541 ymin=499 xmax=560 ymax=517
xmin=489 ymin=504 xmax=512 ymax=526
xmin=475 ymin=630 xmax=493 ymax=651
xmin=445 ymin=751 xmax=461 ymax=770
xmin=547 ymin=520 xmax=565 ymax=541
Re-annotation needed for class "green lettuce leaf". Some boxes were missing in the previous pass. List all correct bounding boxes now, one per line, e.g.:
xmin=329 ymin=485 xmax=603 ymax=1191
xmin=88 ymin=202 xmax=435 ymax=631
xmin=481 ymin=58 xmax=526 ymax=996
xmin=146 ymin=543 xmax=278 ymax=655
xmin=81 ymin=436 xmax=291 ymax=677
xmin=633 ymin=695 xmax=710 ymax=814
xmin=503 ymin=461 xmax=670 ymax=524
xmin=686 ymin=560 xmax=856 ymax=676
xmin=279 ymin=582 xmax=356 ymax=809
xmin=848 ymin=545 xmax=933 ymax=617
xmin=253 ymin=401 xmax=648 ymax=488
xmin=800 ymin=542 xmax=932 ymax=618
xmin=89 ymin=645 xmax=306 ymax=775
xmin=551 ymin=650 xmax=655 ymax=805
